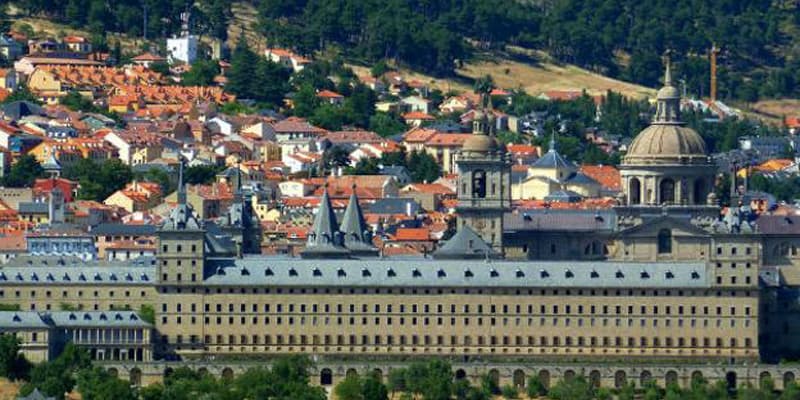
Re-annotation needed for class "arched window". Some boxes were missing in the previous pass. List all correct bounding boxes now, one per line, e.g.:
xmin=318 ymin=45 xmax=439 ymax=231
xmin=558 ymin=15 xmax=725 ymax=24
xmin=629 ymin=178 xmax=641 ymax=205
xmin=472 ymin=170 xmax=486 ymax=198
xmin=660 ymin=179 xmax=675 ymax=204
xmin=658 ymin=229 xmax=672 ymax=254
xmin=693 ymin=179 xmax=705 ymax=204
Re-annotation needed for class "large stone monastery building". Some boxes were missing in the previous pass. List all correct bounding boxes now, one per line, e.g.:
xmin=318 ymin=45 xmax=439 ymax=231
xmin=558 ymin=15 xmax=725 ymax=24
xmin=2 ymin=62 xmax=800 ymax=388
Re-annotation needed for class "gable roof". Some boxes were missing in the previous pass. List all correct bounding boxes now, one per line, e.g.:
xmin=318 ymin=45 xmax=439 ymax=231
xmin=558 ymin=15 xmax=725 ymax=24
xmin=433 ymin=225 xmax=498 ymax=260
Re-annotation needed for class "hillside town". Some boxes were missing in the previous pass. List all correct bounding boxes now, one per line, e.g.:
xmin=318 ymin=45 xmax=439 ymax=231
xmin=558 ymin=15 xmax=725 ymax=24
xmin=2 ymin=24 xmax=800 ymax=400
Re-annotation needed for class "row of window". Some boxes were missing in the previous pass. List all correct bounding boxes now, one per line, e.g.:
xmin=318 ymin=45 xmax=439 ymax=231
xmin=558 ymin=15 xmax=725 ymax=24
xmin=163 ymin=302 xmax=753 ymax=317
xmin=2 ymin=290 xmax=149 ymax=299
xmin=159 ymin=286 xmax=755 ymax=298
xmin=167 ymin=334 xmax=755 ymax=348
xmin=716 ymin=276 xmax=754 ymax=285
xmin=162 ymin=315 xmax=753 ymax=329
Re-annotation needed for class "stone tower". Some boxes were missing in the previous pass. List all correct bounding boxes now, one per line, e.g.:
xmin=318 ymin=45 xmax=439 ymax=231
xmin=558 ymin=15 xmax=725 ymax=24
xmin=456 ymin=95 xmax=512 ymax=254
xmin=156 ymin=160 xmax=206 ymax=285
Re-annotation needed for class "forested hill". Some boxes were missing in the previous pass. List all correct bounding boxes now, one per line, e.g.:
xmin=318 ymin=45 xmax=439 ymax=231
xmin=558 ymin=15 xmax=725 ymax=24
xmin=9 ymin=0 xmax=800 ymax=102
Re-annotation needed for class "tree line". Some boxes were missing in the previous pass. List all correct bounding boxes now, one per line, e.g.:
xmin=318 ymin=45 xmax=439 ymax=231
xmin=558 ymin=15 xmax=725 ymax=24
xmin=12 ymin=0 xmax=232 ymax=40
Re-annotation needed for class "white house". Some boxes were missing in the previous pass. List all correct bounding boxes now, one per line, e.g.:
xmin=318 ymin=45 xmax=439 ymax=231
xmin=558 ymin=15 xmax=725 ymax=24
xmin=264 ymin=48 xmax=311 ymax=73
xmin=401 ymin=95 xmax=433 ymax=114
xmin=206 ymin=117 xmax=234 ymax=136
xmin=166 ymin=35 xmax=198 ymax=65
xmin=283 ymin=152 xmax=320 ymax=174
xmin=278 ymin=180 xmax=316 ymax=197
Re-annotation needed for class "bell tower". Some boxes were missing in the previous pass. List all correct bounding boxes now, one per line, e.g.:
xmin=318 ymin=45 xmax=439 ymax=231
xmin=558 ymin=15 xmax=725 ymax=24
xmin=456 ymin=93 xmax=511 ymax=254
xmin=156 ymin=160 xmax=206 ymax=285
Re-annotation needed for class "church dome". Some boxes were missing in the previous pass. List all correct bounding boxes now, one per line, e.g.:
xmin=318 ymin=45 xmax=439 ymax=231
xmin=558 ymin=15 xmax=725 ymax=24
xmin=462 ymin=133 xmax=498 ymax=153
xmin=625 ymin=124 xmax=707 ymax=160
xmin=623 ymin=55 xmax=709 ymax=166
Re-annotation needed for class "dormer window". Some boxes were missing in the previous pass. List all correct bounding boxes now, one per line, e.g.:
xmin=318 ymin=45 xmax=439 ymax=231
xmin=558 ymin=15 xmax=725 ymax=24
xmin=313 ymin=268 xmax=322 ymax=277
xmin=387 ymin=268 xmax=396 ymax=277
xmin=437 ymin=269 xmax=446 ymax=278
xmin=361 ymin=268 xmax=371 ymax=277
xmin=464 ymin=269 xmax=473 ymax=278
xmin=15 ymin=273 xmax=22 ymax=281
xmin=665 ymin=271 xmax=675 ymax=279
xmin=590 ymin=270 xmax=599 ymax=279
xmin=640 ymin=271 xmax=650 ymax=279
xmin=140 ymin=274 xmax=149 ymax=281
xmin=240 ymin=268 xmax=250 ymax=276
xmin=215 ymin=267 xmax=225 ymax=276
xmin=691 ymin=271 xmax=701 ymax=280
xmin=489 ymin=269 xmax=499 ymax=278
xmin=540 ymin=270 xmax=549 ymax=278
xmin=412 ymin=269 xmax=422 ymax=278
xmin=265 ymin=268 xmax=274 ymax=276
xmin=30 ymin=273 xmax=38 ymax=281
xmin=515 ymin=269 xmax=524 ymax=278
xmin=62 ymin=273 xmax=70 ymax=281
xmin=565 ymin=270 xmax=574 ymax=279
xmin=289 ymin=268 xmax=298 ymax=277
xmin=337 ymin=268 xmax=346 ymax=277
xmin=615 ymin=270 xmax=624 ymax=279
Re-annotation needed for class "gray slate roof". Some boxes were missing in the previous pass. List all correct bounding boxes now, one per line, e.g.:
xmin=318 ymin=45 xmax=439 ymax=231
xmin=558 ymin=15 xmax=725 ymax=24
xmin=0 ymin=312 xmax=49 ymax=329
xmin=504 ymin=209 xmax=617 ymax=232
xmin=340 ymin=191 xmax=377 ymax=254
xmin=18 ymin=202 xmax=48 ymax=214
xmin=368 ymin=198 xmax=422 ymax=215
xmin=47 ymin=311 xmax=151 ymax=328
xmin=544 ymin=190 xmax=583 ymax=203
xmin=0 ymin=266 xmax=154 ymax=285
xmin=434 ymin=225 xmax=498 ymax=260
xmin=204 ymin=257 xmax=709 ymax=288
xmin=90 ymin=223 xmax=157 ymax=236
xmin=301 ymin=189 xmax=349 ymax=258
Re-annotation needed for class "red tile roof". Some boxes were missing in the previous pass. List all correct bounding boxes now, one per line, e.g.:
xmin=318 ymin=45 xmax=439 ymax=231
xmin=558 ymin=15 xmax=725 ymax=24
xmin=580 ymin=164 xmax=621 ymax=191
xmin=317 ymin=90 xmax=344 ymax=99
xmin=402 ymin=111 xmax=435 ymax=120
xmin=393 ymin=227 xmax=431 ymax=241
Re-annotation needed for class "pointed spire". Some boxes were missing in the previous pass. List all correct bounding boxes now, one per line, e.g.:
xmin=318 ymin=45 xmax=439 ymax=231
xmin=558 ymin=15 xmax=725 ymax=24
xmin=310 ymin=187 xmax=338 ymax=242
xmin=301 ymin=185 xmax=350 ymax=259
xmin=549 ymin=130 xmax=556 ymax=152
xmin=177 ymin=157 xmax=186 ymax=205
xmin=663 ymin=49 xmax=673 ymax=87
xmin=341 ymin=184 xmax=376 ymax=255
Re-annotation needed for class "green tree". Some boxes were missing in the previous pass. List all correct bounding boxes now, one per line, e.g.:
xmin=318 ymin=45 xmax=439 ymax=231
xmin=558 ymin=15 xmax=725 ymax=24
xmin=421 ymin=360 xmax=453 ymax=400
xmin=2 ymin=84 xmax=41 ymax=105
xmin=2 ymin=155 xmax=44 ymax=188
xmin=526 ymin=375 xmax=548 ymax=398
xmin=227 ymin=34 xmax=260 ymax=99
xmin=500 ymin=384 xmax=519 ymax=399
xmin=184 ymin=164 xmax=223 ymax=185
xmin=361 ymin=371 xmax=388 ymax=400
xmin=407 ymin=150 xmax=441 ymax=183
xmin=387 ymin=367 xmax=406 ymax=395
xmin=322 ymin=146 xmax=352 ymax=173
xmin=60 ymin=91 xmax=99 ymax=113
xmin=63 ymin=158 xmax=133 ymax=201
xmin=181 ymin=59 xmax=220 ymax=86
xmin=369 ymin=112 xmax=405 ymax=137
xmin=335 ymin=375 xmax=364 ymax=400
xmin=77 ymin=367 xmax=137 ymax=400
xmin=293 ymin=85 xmax=320 ymax=118
xmin=0 ymin=335 xmax=30 ymax=381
